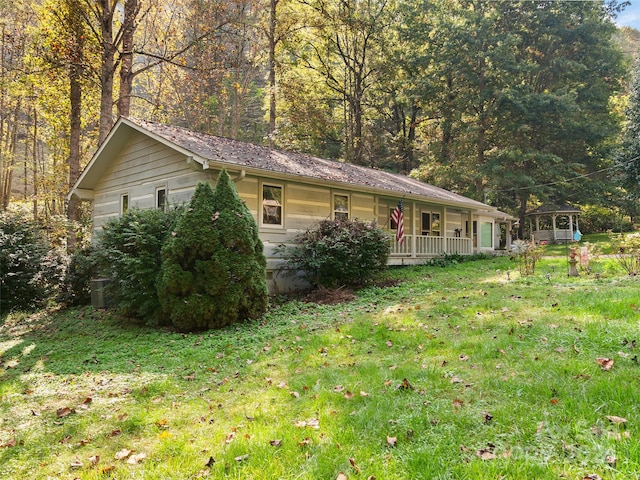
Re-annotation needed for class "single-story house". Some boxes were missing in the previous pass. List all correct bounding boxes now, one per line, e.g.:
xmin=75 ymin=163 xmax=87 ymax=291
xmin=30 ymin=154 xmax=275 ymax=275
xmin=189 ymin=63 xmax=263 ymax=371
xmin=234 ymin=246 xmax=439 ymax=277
xmin=69 ymin=117 xmax=516 ymax=292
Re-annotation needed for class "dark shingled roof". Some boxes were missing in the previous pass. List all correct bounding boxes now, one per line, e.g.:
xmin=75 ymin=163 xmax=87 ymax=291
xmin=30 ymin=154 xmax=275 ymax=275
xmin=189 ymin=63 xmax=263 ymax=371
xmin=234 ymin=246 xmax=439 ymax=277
xmin=526 ymin=203 xmax=581 ymax=215
xmin=130 ymin=118 xmax=491 ymax=209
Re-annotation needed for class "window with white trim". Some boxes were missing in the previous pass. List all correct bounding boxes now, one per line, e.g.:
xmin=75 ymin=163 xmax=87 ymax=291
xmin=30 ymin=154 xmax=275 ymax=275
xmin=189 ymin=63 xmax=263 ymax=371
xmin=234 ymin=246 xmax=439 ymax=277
xmin=333 ymin=194 xmax=349 ymax=220
xmin=262 ymin=184 xmax=283 ymax=226
xmin=156 ymin=187 xmax=167 ymax=211
xmin=121 ymin=193 xmax=129 ymax=215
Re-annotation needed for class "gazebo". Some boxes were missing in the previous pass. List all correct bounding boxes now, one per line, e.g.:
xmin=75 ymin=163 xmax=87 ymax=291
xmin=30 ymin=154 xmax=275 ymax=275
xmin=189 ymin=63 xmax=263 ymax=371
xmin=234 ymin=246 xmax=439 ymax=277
xmin=525 ymin=203 xmax=581 ymax=244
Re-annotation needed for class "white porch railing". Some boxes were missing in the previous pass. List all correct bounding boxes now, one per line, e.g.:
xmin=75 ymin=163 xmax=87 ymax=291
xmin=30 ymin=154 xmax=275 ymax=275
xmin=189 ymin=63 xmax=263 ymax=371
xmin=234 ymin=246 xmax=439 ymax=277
xmin=390 ymin=235 xmax=473 ymax=257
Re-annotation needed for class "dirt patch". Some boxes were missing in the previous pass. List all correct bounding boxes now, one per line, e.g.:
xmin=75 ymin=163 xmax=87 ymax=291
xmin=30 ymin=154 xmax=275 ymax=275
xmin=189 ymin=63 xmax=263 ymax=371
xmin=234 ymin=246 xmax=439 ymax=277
xmin=303 ymin=286 xmax=356 ymax=305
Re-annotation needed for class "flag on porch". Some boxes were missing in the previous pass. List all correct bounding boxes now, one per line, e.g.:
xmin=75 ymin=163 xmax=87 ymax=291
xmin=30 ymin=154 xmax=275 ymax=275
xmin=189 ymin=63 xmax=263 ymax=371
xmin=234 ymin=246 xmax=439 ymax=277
xmin=391 ymin=200 xmax=405 ymax=245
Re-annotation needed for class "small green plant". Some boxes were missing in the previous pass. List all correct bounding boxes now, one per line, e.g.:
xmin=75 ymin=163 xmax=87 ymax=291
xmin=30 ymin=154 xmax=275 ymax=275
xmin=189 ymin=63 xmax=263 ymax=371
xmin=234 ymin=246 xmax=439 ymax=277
xmin=610 ymin=231 xmax=640 ymax=275
xmin=0 ymin=212 xmax=62 ymax=313
xmin=510 ymin=239 xmax=543 ymax=275
xmin=279 ymin=217 xmax=390 ymax=288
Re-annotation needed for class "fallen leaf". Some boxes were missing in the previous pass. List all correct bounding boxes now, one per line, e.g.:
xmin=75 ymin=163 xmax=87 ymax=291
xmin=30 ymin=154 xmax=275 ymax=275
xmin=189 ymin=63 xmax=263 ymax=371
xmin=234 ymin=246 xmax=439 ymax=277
xmin=88 ymin=455 xmax=100 ymax=466
xmin=458 ymin=354 xmax=469 ymax=361
xmin=398 ymin=378 xmax=414 ymax=390
xmin=56 ymin=407 xmax=73 ymax=418
xmin=337 ymin=473 xmax=348 ymax=480
xmin=156 ymin=418 xmax=169 ymax=428
xmin=349 ymin=457 xmax=361 ymax=473
xmin=333 ymin=385 xmax=345 ymax=392
xmin=386 ymin=436 xmax=397 ymax=447
xmin=235 ymin=454 xmax=249 ymax=462
xmin=298 ymin=437 xmax=311 ymax=447
xmin=290 ymin=391 xmax=300 ymax=398
xmin=114 ymin=448 xmax=132 ymax=460
xmin=294 ymin=418 xmax=320 ymax=429
xmin=0 ymin=438 xmax=17 ymax=448
xmin=605 ymin=415 xmax=627 ymax=425
xmin=344 ymin=391 xmax=354 ymax=400
xmin=269 ymin=439 xmax=282 ymax=447
xmin=360 ymin=390 xmax=369 ymax=397
xmin=536 ymin=421 xmax=545 ymax=433
xmin=450 ymin=376 xmax=464 ymax=384
xmin=386 ymin=340 xmax=393 ymax=347
xmin=70 ymin=459 xmax=83 ymax=468
xmin=595 ymin=358 xmax=614 ymax=370
xmin=126 ymin=453 xmax=146 ymax=465
xmin=453 ymin=398 xmax=464 ymax=409
xmin=157 ymin=430 xmax=172 ymax=439
xmin=476 ymin=449 xmax=495 ymax=460
xmin=605 ymin=454 xmax=617 ymax=466
xmin=100 ymin=465 xmax=115 ymax=474
xmin=582 ymin=475 xmax=602 ymax=480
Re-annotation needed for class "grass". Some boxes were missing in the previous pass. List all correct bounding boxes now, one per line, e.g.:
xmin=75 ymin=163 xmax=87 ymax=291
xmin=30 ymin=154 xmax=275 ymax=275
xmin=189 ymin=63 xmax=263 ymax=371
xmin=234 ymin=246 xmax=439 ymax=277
xmin=541 ymin=232 xmax=624 ymax=256
xmin=2 ymin=253 xmax=640 ymax=479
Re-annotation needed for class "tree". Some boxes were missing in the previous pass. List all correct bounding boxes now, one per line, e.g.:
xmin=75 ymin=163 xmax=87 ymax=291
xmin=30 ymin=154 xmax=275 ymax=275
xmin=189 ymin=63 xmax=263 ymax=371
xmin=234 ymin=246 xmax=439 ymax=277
xmin=157 ymin=170 xmax=267 ymax=331
xmin=617 ymin=57 xmax=640 ymax=218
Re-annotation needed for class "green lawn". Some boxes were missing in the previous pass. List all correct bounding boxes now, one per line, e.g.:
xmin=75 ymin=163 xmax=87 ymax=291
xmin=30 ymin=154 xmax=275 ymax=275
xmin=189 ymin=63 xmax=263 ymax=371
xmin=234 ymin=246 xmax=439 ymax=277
xmin=2 ymin=255 xmax=640 ymax=479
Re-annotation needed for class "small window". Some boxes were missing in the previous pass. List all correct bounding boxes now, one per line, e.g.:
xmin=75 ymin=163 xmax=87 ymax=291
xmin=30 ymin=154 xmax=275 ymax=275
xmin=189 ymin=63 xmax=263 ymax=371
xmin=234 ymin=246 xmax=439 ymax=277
xmin=431 ymin=213 xmax=441 ymax=236
xmin=156 ymin=187 xmax=167 ymax=211
xmin=121 ymin=194 xmax=129 ymax=215
xmin=262 ymin=184 xmax=283 ymax=226
xmin=334 ymin=194 xmax=349 ymax=220
xmin=421 ymin=212 xmax=431 ymax=235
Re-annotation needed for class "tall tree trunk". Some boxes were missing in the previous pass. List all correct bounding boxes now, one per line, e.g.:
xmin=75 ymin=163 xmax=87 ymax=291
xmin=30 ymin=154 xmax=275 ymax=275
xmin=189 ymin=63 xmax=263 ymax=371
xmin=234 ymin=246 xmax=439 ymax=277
xmin=67 ymin=0 xmax=84 ymax=249
xmin=268 ymin=0 xmax=278 ymax=148
xmin=117 ymin=0 xmax=139 ymax=118
xmin=97 ymin=0 xmax=116 ymax=144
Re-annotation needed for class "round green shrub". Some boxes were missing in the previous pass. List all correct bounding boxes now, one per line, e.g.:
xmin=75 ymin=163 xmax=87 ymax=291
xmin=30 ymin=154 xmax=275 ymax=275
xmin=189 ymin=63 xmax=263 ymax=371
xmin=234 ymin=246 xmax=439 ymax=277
xmin=281 ymin=218 xmax=390 ymax=288
xmin=93 ymin=207 xmax=183 ymax=322
xmin=157 ymin=170 xmax=268 ymax=331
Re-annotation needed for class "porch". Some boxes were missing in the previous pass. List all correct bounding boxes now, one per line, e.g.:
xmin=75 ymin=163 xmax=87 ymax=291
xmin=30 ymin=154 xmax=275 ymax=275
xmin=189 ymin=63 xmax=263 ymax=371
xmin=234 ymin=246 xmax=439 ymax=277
xmin=389 ymin=234 xmax=473 ymax=263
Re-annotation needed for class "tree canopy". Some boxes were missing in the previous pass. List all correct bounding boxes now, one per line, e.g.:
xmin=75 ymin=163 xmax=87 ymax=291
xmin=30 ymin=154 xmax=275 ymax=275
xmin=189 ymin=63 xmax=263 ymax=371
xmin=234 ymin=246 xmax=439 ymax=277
xmin=0 ymin=0 xmax=635 ymax=233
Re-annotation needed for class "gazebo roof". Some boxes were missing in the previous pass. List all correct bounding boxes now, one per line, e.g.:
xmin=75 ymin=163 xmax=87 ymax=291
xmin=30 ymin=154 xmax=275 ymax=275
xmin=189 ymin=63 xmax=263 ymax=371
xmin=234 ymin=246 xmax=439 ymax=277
xmin=525 ymin=203 xmax=581 ymax=216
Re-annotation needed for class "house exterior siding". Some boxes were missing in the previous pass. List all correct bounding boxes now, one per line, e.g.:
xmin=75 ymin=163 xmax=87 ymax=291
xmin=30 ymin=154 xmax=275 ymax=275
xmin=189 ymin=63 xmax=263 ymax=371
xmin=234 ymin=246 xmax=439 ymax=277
xmin=71 ymin=118 xmax=515 ymax=293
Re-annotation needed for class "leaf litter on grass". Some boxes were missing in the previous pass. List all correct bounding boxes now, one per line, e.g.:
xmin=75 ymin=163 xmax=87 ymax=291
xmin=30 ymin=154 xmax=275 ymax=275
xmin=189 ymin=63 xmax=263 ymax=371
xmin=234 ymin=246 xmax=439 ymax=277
xmin=3 ymin=258 xmax=640 ymax=478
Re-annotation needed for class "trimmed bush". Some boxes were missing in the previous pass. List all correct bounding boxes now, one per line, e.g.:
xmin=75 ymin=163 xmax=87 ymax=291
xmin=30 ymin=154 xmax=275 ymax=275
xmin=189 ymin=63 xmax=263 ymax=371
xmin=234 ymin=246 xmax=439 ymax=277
xmin=59 ymin=245 xmax=99 ymax=306
xmin=280 ymin=218 xmax=390 ymax=288
xmin=157 ymin=170 xmax=268 ymax=331
xmin=93 ymin=207 xmax=183 ymax=322
xmin=0 ymin=212 xmax=62 ymax=313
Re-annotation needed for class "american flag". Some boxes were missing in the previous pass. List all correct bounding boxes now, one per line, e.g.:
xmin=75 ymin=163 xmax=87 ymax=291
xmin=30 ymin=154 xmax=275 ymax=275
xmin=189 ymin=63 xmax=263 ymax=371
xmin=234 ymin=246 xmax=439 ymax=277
xmin=391 ymin=200 xmax=405 ymax=245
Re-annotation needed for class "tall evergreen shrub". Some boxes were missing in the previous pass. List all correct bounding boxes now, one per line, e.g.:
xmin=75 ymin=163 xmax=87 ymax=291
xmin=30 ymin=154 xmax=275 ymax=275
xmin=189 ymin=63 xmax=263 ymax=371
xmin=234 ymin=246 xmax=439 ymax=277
xmin=157 ymin=169 xmax=267 ymax=331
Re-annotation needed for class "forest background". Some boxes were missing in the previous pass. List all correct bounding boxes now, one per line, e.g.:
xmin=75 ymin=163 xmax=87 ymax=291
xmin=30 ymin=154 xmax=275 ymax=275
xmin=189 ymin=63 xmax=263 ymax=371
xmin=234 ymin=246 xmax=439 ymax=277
xmin=2 ymin=0 xmax=640 ymax=245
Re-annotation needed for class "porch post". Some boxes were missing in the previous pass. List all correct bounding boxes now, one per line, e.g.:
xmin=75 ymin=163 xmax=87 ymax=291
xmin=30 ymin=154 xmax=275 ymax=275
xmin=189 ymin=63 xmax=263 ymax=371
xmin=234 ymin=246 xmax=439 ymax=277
xmin=411 ymin=200 xmax=417 ymax=258
xmin=552 ymin=214 xmax=557 ymax=242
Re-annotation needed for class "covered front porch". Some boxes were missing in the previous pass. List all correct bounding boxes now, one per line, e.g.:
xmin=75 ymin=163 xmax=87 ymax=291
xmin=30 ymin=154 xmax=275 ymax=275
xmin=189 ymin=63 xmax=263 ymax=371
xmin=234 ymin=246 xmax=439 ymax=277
xmin=383 ymin=198 xmax=515 ymax=264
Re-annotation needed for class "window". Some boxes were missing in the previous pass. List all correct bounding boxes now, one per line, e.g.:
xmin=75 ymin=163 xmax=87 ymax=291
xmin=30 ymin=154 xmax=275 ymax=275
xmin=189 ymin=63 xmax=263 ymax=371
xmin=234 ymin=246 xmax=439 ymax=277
xmin=262 ymin=184 xmax=283 ymax=226
xmin=156 ymin=187 xmax=167 ymax=211
xmin=333 ymin=194 xmax=349 ymax=220
xmin=421 ymin=210 xmax=441 ymax=236
xmin=121 ymin=194 xmax=129 ymax=215
xmin=431 ymin=213 xmax=441 ymax=236
xmin=421 ymin=213 xmax=431 ymax=235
